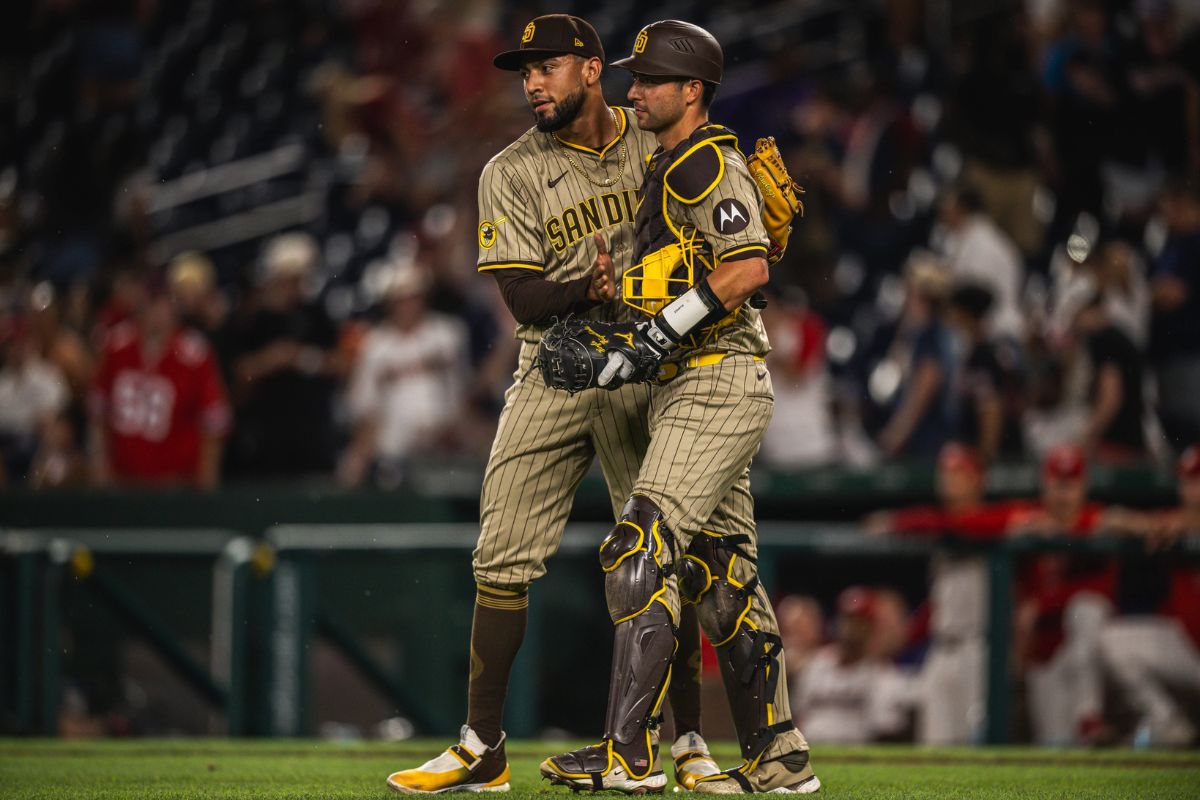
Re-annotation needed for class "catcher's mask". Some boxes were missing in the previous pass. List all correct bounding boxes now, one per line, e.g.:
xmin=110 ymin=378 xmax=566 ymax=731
xmin=621 ymin=229 xmax=713 ymax=317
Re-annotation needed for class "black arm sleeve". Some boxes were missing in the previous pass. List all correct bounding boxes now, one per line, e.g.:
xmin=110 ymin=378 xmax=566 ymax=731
xmin=490 ymin=268 xmax=602 ymax=326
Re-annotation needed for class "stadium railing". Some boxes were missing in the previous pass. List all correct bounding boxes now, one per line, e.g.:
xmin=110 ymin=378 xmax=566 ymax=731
xmin=1 ymin=463 xmax=1192 ymax=742
xmin=258 ymin=522 xmax=1199 ymax=744
xmin=1 ymin=528 xmax=255 ymax=735
xmin=0 ymin=460 xmax=1179 ymax=532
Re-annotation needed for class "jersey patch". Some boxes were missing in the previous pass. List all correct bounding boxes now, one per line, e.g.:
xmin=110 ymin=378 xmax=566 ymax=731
xmin=479 ymin=219 xmax=498 ymax=249
xmin=712 ymin=198 xmax=751 ymax=235
xmin=664 ymin=141 xmax=724 ymax=205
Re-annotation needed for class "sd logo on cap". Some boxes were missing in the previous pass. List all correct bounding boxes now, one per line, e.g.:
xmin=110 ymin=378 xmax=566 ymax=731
xmin=494 ymin=14 xmax=605 ymax=70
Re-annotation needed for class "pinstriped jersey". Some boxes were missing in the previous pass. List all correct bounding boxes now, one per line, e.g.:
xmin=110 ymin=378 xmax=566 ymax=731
xmin=638 ymin=125 xmax=772 ymax=359
xmin=477 ymin=107 xmax=659 ymax=343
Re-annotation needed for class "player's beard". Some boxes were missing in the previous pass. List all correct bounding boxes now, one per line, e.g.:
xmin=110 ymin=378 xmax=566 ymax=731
xmin=534 ymin=85 xmax=585 ymax=132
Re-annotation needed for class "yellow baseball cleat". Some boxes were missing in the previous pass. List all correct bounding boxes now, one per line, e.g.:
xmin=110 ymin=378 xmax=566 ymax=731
xmin=670 ymin=732 xmax=721 ymax=791
xmin=386 ymin=726 xmax=510 ymax=794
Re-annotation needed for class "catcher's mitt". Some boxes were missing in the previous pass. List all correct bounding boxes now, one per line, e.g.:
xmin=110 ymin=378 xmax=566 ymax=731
xmin=538 ymin=318 xmax=661 ymax=393
xmin=746 ymin=136 xmax=804 ymax=264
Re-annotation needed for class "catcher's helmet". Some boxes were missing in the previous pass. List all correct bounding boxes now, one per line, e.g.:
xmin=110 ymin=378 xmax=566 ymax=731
xmin=611 ymin=20 xmax=723 ymax=85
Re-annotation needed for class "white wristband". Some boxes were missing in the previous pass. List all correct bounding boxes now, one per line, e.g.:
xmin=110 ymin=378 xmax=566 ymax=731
xmin=661 ymin=285 xmax=718 ymax=340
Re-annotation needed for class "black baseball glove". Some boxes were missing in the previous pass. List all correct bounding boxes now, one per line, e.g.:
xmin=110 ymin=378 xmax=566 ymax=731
xmin=538 ymin=317 xmax=673 ymax=392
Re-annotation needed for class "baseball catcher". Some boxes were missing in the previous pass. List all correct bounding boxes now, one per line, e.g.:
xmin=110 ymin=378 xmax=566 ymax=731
xmin=539 ymin=137 xmax=803 ymax=393
xmin=539 ymin=19 xmax=820 ymax=796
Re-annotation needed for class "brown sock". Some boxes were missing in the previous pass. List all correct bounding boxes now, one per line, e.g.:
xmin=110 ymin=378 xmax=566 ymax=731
xmin=668 ymin=602 xmax=703 ymax=737
xmin=466 ymin=584 xmax=528 ymax=749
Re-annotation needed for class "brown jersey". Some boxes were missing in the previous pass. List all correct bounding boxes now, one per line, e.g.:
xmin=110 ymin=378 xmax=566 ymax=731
xmin=477 ymin=107 xmax=659 ymax=344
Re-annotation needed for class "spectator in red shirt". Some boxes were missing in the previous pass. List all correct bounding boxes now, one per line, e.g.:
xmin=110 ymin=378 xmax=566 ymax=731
xmin=1009 ymin=444 xmax=1115 ymax=646
xmin=1098 ymin=446 xmax=1200 ymax=747
xmin=91 ymin=266 xmax=144 ymax=350
xmin=871 ymin=442 xmax=1147 ymax=744
xmin=866 ymin=442 xmax=1015 ymax=539
xmin=88 ymin=275 xmax=231 ymax=489
xmin=865 ymin=443 xmax=1006 ymax=744
xmin=1009 ymin=443 xmax=1124 ymax=745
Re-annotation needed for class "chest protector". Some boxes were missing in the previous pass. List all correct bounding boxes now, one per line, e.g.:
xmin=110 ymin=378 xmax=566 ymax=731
xmin=623 ymin=124 xmax=740 ymax=317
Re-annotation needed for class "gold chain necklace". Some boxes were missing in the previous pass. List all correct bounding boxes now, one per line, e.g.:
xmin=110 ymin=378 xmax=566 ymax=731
xmin=554 ymin=107 xmax=628 ymax=187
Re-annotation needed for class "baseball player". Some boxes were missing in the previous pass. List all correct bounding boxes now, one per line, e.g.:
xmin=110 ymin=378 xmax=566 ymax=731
xmin=1099 ymin=446 xmax=1200 ymax=747
xmin=865 ymin=443 xmax=1006 ymax=744
xmin=1009 ymin=444 xmax=1116 ymax=746
xmin=385 ymin=15 xmax=718 ymax=794
xmin=539 ymin=21 xmax=819 ymax=794
xmin=792 ymin=588 xmax=911 ymax=744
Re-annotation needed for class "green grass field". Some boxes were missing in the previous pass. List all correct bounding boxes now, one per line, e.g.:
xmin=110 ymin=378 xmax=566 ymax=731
xmin=1 ymin=739 xmax=1198 ymax=799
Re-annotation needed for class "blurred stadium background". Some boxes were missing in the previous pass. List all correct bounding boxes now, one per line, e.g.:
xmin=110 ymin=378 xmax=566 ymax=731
xmin=1 ymin=0 xmax=1199 ymax=756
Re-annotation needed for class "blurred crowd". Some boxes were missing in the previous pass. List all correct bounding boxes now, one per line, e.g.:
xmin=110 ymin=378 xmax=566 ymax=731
xmin=2 ymin=0 xmax=1200 ymax=489
xmin=771 ymin=442 xmax=1200 ymax=748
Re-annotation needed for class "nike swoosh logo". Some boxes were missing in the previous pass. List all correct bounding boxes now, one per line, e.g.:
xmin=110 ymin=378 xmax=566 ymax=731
xmin=547 ymin=170 xmax=568 ymax=188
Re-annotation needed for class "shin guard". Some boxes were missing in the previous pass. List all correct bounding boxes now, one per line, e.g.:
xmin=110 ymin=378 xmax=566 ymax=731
xmin=682 ymin=531 xmax=792 ymax=764
xmin=599 ymin=497 xmax=677 ymax=774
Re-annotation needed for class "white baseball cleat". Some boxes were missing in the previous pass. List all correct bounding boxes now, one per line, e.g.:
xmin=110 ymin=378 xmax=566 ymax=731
xmin=541 ymin=740 xmax=667 ymax=794
xmin=386 ymin=725 xmax=511 ymax=793
xmin=692 ymin=749 xmax=819 ymax=794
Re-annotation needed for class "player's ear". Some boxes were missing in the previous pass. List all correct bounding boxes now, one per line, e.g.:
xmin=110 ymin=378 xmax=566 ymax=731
xmin=582 ymin=55 xmax=602 ymax=86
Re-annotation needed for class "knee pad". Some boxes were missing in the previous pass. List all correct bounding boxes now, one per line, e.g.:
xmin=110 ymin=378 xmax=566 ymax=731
xmin=600 ymin=495 xmax=675 ymax=625
xmin=683 ymin=531 xmax=758 ymax=646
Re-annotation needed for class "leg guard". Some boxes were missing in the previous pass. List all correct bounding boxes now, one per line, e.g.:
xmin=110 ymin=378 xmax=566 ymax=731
xmin=682 ymin=532 xmax=792 ymax=764
xmin=718 ymin=627 xmax=793 ymax=763
xmin=599 ymin=496 xmax=677 ymax=749
xmin=543 ymin=497 xmax=677 ymax=788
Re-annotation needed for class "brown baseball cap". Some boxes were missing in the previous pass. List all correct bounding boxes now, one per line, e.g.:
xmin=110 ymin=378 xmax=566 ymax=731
xmin=493 ymin=14 xmax=604 ymax=71
xmin=611 ymin=20 xmax=724 ymax=85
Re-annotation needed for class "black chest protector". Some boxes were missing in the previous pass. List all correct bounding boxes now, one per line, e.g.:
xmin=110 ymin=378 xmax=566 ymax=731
xmin=624 ymin=124 xmax=740 ymax=317
xmin=632 ymin=123 xmax=740 ymax=263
